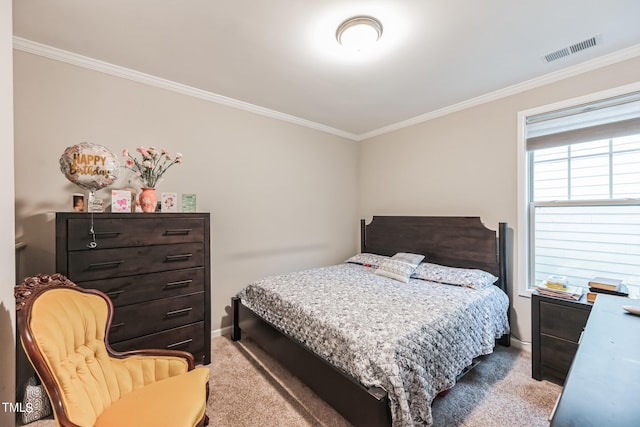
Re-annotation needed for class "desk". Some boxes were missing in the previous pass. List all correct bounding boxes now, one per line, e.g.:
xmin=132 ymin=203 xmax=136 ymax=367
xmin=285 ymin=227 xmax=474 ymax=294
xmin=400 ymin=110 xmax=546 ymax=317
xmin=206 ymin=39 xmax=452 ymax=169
xmin=551 ymin=294 xmax=640 ymax=426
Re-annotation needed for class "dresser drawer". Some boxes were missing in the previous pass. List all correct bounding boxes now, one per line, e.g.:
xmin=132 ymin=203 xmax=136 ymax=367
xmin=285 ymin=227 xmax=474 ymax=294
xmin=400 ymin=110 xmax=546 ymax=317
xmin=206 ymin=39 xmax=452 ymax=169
xmin=65 ymin=217 xmax=205 ymax=250
xmin=67 ymin=242 xmax=204 ymax=281
xmin=77 ymin=267 xmax=205 ymax=307
xmin=109 ymin=292 xmax=205 ymax=342
xmin=540 ymin=301 xmax=590 ymax=343
xmin=110 ymin=322 xmax=206 ymax=359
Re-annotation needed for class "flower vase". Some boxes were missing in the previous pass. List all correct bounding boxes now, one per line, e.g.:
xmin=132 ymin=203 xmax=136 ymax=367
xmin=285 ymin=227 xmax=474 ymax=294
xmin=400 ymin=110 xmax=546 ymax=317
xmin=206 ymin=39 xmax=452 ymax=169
xmin=139 ymin=188 xmax=158 ymax=212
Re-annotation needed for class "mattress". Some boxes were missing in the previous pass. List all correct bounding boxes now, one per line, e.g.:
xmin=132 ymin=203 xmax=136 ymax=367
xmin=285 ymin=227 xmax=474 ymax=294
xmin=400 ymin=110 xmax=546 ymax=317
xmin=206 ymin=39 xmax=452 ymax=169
xmin=237 ymin=262 xmax=510 ymax=426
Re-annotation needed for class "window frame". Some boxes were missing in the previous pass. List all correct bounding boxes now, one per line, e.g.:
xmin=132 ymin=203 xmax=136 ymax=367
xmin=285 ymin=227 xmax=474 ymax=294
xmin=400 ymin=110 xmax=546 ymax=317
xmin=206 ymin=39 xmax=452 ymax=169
xmin=517 ymin=81 xmax=640 ymax=297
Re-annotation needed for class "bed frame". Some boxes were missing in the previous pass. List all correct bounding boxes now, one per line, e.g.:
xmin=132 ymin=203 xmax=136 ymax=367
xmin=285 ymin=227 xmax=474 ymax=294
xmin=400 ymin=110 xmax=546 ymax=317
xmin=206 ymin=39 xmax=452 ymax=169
xmin=231 ymin=216 xmax=509 ymax=427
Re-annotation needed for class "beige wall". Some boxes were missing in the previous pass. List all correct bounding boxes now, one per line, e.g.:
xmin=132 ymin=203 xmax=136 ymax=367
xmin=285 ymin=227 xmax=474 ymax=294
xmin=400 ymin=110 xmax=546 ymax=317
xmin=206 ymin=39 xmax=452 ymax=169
xmin=358 ymin=56 xmax=640 ymax=344
xmin=12 ymin=40 xmax=640 ymax=349
xmin=13 ymin=51 xmax=359 ymax=333
xmin=1 ymin=0 xmax=15 ymax=424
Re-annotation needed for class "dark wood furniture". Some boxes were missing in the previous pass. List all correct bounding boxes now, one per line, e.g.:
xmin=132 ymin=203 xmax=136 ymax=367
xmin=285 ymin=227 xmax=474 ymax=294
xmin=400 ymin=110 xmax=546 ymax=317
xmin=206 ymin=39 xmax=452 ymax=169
xmin=551 ymin=294 xmax=640 ymax=426
xmin=232 ymin=216 xmax=509 ymax=427
xmin=15 ymin=273 xmax=209 ymax=427
xmin=55 ymin=212 xmax=211 ymax=365
xmin=531 ymin=291 xmax=592 ymax=385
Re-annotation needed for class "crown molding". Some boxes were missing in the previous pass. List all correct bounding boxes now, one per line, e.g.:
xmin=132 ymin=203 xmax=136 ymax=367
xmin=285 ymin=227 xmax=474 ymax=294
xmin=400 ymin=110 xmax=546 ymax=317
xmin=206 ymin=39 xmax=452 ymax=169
xmin=359 ymin=43 xmax=640 ymax=141
xmin=12 ymin=36 xmax=360 ymax=141
xmin=13 ymin=37 xmax=640 ymax=142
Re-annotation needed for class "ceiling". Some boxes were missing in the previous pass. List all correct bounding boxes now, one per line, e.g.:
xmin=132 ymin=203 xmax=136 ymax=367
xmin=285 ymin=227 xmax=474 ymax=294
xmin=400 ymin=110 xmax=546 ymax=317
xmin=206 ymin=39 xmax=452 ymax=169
xmin=12 ymin=1 xmax=640 ymax=140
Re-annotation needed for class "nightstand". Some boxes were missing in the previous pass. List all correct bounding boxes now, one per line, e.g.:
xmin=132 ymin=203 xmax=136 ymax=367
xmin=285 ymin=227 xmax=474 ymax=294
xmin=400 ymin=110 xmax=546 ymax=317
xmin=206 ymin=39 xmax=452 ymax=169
xmin=531 ymin=290 xmax=592 ymax=385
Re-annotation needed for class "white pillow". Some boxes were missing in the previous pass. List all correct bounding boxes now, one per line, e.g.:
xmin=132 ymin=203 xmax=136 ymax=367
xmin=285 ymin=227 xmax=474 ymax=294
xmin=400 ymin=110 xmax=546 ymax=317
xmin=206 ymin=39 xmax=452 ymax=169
xmin=412 ymin=262 xmax=498 ymax=289
xmin=391 ymin=252 xmax=425 ymax=265
xmin=374 ymin=252 xmax=425 ymax=283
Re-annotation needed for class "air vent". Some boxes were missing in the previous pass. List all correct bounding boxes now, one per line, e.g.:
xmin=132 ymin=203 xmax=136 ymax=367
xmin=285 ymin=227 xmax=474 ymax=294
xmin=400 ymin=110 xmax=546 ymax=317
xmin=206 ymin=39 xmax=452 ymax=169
xmin=543 ymin=34 xmax=602 ymax=63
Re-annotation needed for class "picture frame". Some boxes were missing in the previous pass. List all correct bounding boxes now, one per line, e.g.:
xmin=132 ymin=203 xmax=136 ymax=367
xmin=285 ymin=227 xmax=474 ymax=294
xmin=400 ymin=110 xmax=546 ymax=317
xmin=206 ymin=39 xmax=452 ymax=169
xmin=161 ymin=192 xmax=178 ymax=212
xmin=72 ymin=193 xmax=85 ymax=212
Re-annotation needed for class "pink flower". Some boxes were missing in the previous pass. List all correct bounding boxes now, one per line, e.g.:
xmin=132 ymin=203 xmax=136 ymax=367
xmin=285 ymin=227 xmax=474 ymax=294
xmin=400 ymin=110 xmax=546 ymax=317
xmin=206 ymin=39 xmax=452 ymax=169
xmin=123 ymin=146 xmax=182 ymax=188
xmin=136 ymin=146 xmax=150 ymax=158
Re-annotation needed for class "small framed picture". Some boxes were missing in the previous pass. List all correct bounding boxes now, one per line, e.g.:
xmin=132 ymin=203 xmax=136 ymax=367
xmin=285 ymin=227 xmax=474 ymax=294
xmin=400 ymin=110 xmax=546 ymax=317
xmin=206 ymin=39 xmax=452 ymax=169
xmin=111 ymin=190 xmax=132 ymax=213
xmin=72 ymin=193 xmax=85 ymax=212
xmin=88 ymin=192 xmax=104 ymax=213
xmin=182 ymin=193 xmax=197 ymax=212
xmin=161 ymin=192 xmax=178 ymax=212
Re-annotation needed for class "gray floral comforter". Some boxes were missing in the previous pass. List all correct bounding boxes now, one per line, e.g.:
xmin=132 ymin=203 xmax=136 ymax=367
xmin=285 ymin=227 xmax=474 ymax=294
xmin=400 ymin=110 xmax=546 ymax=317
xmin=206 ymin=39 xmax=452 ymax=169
xmin=237 ymin=263 xmax=510 ymax=426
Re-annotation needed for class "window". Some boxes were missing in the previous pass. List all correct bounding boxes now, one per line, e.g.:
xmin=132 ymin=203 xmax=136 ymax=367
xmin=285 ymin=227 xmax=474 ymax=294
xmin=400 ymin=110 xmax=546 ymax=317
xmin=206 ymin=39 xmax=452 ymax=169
xmin=519 ymin=88 xmax=640 ymax=293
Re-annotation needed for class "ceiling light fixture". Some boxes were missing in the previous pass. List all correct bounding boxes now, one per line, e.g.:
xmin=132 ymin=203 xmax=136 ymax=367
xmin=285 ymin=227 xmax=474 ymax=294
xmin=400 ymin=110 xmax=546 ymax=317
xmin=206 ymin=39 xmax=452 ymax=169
xmin=336 ymin=16 xmax=383 ymax=51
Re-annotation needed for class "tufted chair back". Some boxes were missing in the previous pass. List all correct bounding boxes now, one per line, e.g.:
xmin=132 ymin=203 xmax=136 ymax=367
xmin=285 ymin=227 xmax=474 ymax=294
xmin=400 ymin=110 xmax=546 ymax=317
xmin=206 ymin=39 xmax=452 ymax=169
xmin=16 ymin=274 xmax=209 ymax=427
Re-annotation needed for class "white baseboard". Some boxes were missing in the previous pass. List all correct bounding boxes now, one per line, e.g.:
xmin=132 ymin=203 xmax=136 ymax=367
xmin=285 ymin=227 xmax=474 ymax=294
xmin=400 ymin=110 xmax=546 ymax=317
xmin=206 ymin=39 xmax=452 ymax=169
xmin=212 ymin=326 xmax=232 ymax=338
xmin=509 ymin=336 xmax=531 ymax=352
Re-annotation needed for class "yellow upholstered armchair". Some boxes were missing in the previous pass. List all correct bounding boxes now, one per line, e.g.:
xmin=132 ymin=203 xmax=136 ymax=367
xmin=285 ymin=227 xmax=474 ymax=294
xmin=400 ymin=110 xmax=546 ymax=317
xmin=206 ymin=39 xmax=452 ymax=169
xmin=15 ymin=274 xmax=210 ymax=427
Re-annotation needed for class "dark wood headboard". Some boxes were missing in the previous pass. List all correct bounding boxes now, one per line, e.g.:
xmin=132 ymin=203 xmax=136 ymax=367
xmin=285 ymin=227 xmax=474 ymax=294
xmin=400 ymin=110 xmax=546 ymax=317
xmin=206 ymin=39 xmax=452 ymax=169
xmin=360 ymin=216 xmax=508 ymax=294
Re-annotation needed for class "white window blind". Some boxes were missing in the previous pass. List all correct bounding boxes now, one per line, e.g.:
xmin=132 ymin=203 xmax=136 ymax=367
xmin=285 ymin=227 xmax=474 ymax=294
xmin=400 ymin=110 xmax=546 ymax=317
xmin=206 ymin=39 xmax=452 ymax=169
xmin=526 ymin=91 xmax=640 ymax=289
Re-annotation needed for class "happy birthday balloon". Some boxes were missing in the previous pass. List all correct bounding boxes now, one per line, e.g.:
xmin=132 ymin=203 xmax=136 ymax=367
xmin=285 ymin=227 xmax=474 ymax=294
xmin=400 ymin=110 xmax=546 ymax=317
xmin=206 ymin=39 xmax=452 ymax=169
xmin=59 ymin=143 xmax=119 ymax=191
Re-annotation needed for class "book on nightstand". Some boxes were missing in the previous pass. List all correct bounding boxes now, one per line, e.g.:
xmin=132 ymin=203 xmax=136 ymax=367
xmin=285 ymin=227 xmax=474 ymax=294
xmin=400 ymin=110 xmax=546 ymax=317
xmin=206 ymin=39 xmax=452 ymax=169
xmin=588 ymin=277 xmax=623 ymax=292
xmin=588 ymin=277 xmax=628 ymax=297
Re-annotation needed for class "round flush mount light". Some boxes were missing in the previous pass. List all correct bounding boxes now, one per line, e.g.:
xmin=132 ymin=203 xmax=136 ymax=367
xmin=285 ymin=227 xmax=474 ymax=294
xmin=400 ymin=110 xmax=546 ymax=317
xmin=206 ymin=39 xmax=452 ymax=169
xmin=336 ymin=16 xmax=383 ymax=51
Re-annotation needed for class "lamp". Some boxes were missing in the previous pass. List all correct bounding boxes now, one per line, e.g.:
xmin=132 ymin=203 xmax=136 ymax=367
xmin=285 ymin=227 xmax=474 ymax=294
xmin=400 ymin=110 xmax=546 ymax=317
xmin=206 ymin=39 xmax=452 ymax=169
xmin=336 ymin=16 xmax=383 ymax=51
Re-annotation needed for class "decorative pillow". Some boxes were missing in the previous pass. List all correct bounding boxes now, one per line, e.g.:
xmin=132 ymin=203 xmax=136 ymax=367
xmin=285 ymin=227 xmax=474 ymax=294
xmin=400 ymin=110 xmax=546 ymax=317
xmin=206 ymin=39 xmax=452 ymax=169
xmin=345 ymin=253 xmax=389 ymax=268
xmin=375 ymin=259 xmax=417 ymax=283
xmin=374 ymin=253 xmax=424 ymax=283
xmin=391 ymin=252 xmax=425 ymax=265
xmin=21 ymin=376 xmax=52 ymax=424
xmin=412 ymin=262 xmax=498 ymax=289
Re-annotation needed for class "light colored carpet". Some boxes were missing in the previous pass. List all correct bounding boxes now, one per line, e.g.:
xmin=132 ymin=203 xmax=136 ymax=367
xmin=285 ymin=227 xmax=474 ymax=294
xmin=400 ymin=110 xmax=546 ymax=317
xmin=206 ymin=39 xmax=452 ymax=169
xmin=23 ymin=336 xmax=561 ymax=426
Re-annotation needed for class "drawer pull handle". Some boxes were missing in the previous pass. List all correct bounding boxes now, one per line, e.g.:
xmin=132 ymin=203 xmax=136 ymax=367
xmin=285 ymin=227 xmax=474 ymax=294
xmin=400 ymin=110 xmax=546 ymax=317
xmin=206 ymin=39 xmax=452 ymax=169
xmin=106 ymin=290 xmax=125 ymax=298
xmin=166 ymin=307 xmax=193 ymax=317
xmin=165 ymin=254 xmax=193 ymax=262
xmin=93 ymin=231 xmax=121 ymax=238
xmin=88 ymin=260 xmax=124 ymax=269
xmin=165 ymin=228 xmax=193 ymax=235
xmin=165 ymin=280 xmax=192 ymax=289
xmin=110 ymin=322 xmax=125 ymax=329
xmin=166 ymin=339 xmax=193 ymax=349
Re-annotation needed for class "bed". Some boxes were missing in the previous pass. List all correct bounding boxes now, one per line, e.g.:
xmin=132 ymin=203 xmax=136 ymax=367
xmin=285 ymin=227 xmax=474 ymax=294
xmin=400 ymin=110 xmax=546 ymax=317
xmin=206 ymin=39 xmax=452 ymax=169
xmin=231 ymin=216 xmax=510 ymax=427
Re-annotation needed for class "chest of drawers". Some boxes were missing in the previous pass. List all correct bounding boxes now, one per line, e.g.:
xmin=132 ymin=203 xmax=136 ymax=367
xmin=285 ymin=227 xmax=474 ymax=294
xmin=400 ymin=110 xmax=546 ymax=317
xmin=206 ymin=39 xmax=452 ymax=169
xmin=56 ymin=212 xmax=211 ymax=365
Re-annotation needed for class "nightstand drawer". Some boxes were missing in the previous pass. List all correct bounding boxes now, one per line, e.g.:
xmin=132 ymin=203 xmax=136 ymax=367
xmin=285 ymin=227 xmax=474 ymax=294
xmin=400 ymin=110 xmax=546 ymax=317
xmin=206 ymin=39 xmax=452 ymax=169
xmin=77 ymin=267 xmax=205 ymax=307
xmin=66 ymin=217 xmax=205 ymax=250
xmin=111 ymin=322 xmax=206 ymax=358
xmin=109 ymin=292 xmax=205 ymax=342
xmin=67 ymin=242 xmax=205 ymax=281
xmin=540 ymin=301 xmax=590 ymax=343
xmin=540 ymin=334 xmax=579 ymax=376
